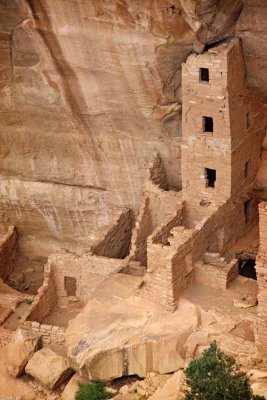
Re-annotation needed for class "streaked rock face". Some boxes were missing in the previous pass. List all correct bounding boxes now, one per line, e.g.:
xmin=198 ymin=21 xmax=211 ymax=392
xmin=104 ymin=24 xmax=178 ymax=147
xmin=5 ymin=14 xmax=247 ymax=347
xmin=0 ymin=0 xmax=266 ymax=257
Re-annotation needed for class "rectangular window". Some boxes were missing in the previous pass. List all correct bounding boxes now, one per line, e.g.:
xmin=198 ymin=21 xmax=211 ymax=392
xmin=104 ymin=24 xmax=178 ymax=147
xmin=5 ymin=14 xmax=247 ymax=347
xmin=64 ymin=276 xmax=77 ymax=297
xmin=244 ymin=200 xmax=251 ymax=223
xmin=244 ymin=160 xmax=251 ymax=178
xmin=205 ymin=168 xmax=216 ymax=188
xmin=199 ymin=68 xmax=209 ymax=82
xmin=246 ymin=112 xmax=252 ymax=129
xmin=203 ymin=116 xmax=214 ymax=133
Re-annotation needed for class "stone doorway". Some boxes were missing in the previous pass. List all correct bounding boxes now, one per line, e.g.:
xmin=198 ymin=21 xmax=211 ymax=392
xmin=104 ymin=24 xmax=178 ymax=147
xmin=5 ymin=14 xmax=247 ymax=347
xmin=238 ymin=259 xmax=257 ymax=280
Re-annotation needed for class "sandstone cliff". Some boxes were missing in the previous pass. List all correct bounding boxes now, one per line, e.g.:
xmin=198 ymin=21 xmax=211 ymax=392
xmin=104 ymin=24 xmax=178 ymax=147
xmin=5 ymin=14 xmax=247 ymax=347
xmin=0 ymin=0 xmax=266 ymax=257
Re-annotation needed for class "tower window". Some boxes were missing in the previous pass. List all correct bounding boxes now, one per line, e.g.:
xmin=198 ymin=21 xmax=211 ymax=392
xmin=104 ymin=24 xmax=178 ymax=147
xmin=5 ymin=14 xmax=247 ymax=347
xmin=203 ymin=116 xmax=214 ymax=133
xmin=246 ymin=112 xmax=252 ymax=129
xmin=199 ymin=68 xmax=209 ymax=82
xmin=244 ymin=200 xmax=251 ymax=223
xmin=244 ymin=160 xmax=251 ymax=178
xmin=205 ymin=168 xmax=216 ymax=188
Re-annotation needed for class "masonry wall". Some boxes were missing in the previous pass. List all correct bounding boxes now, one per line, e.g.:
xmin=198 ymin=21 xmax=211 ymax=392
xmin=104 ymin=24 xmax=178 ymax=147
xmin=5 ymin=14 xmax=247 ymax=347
xmin=129 ymin=196 xmax=153 ymax=266
xmin=181 ymin=42 xmax=232 ymax=218
xmin=24 ymin=261 xmax=58 ymax=323
xmin=255 ymin=202 xmax=267 ymax=356
xmin=128 ymin=167 xmax=182 ymax=267
xmin=142 ymin=196 xmax=258 ymax=311
xmin=91 ymin=209 xmax=133 ymax=259
xmin=51 ymin=252 xmax=124 ymax=306
xmin=0 ymin=226 xmax=17 ymax=280
xmin=181 ymin=39 xmax=265 ymax=226
xmin=21 ymin=321 xmax=65 ymax=347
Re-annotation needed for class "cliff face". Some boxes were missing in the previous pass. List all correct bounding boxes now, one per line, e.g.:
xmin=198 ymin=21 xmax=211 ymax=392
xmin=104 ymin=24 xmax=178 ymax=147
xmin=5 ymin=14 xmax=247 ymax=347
xmin=0 ymin=0 xmax=266 ymax=257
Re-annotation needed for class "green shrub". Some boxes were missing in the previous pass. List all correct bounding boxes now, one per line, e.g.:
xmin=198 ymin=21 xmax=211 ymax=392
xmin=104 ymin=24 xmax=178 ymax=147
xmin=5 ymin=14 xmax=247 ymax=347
xmin=75 ymin=382 xmax=113 ymax=400
xmin=184 ymin=341 xmax=265 ymax=400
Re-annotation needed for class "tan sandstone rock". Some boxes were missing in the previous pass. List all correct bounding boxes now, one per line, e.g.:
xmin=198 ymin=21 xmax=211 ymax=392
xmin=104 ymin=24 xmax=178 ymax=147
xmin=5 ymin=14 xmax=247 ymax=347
xmin=61 ymin=373 xmax=90 ymax=400
xmin=25 ymin=347 xmax=73 ymax=390
xmin=65 ymin=274 xmax=198 ymax=381
xmin=7 ymin=328 xmax=40 ymax=378
xmin=147 ymin=370 xmax=184 ymax=400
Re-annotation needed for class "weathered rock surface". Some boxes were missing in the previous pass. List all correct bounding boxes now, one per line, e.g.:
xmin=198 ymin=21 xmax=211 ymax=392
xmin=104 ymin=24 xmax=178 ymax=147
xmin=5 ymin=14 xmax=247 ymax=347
xmin=1 ymin=0 xmax=263 ymax=259
xmin=6 ymin=328 xmax=40 ymax=378
xmin=147 ymin=370 xmax=184 ymax=400
xmin=61 ymin=373 xmax=90 ymax=400
xmin=65 ymin=274 xmax=198 ymax=381
xmin=25 ymin=347 xmax=73 ymax=389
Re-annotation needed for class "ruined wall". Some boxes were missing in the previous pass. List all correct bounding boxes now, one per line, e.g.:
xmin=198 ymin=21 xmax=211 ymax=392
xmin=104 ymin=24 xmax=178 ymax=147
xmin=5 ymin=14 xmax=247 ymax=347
xmin=50 ymin=252 xmax=124 ymax=306
xmin=91 ymin=209 xmax=133 ymax=259
xmin=0 ymin=226 xmax=17 ymax=280
xmin=25 ymin=261 xmax=58 ymax=323
xmin=20 ymin=322 xmax=65 ymax=347
xmin=255 ymin=202 xmax=267 ymax=356
xmin=143 ymin=196 xmax=258 ymax=310
xmin=128 ymin=197 xmax=152 ymax=266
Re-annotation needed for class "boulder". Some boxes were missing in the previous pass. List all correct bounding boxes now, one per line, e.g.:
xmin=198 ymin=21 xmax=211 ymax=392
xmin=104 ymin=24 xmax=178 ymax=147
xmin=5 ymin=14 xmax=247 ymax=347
xmin=6 ymin=328 xmax=40 ymax=377
xmin=61 ymin=373 xmax=90 ymax=400
xmin=147 ymin=370 xmax=184 ymax=400
xmin=25 ymin=348 xmax=73 ymax=389
xmin=65 ymin=275 xmax=198 ymax=381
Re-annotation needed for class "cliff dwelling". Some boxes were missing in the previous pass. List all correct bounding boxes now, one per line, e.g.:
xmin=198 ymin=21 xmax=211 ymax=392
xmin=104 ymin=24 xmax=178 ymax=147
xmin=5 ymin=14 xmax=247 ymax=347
xmin=1 ymin=1 xmax=267 ymax=399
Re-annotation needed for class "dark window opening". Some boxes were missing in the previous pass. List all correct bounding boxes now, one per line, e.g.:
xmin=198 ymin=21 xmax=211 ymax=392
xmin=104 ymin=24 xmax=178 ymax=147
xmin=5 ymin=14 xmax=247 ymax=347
xmin=203 ymin=116 xmax=214 ymax=133
xmin=238 ymin=259 xmax=257 ymax=280
xmin=64 ymin=276 xmax=77 ymax=297
xmin=244 ymin=160 xmax=251 ymax=178
xmin=205 ymin=168 xmax=216 ymax=188
xmin=246 ymin=112 xmax=252 ymax=129
xmin=244 ymin=200 xmax=251 ymax=223
xmin=200 ymin=68 xmax=209 ymax=82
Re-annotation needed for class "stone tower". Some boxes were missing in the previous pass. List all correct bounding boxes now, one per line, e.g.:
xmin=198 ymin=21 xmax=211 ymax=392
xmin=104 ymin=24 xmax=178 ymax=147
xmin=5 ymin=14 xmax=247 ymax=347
xmin=181 ymin=39 xmax=263 ymax=223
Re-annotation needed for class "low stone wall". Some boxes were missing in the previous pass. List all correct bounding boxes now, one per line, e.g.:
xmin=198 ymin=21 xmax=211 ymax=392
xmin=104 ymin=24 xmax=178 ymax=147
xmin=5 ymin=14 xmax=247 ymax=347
xmin=23 ymin=261 xmax=58 ymax=323
xmin=91 ymin=209 xmax=133 ymax=259
xmin=194 ymin=259 xmax=239 ymax=290
xmin=0 ymin=226 xmax=17 ymax=280
xmin=21 ymin=321 xmax=65 ymax=347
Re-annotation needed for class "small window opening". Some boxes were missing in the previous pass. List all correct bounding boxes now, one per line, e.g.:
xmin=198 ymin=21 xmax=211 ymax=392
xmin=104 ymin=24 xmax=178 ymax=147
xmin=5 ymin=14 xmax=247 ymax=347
xmin=244 ymin=160 xmax=251 ymax=178
xmin=64 ymin=276 xmax=77 ymax=297
xmin=244 ymin=200 xmax=251 ymax=223
xmin=238 ymin=259 xmax=257 ymax=280
xmin=203 ymin=116 xmax=214 ymax=133
xmin=200 ymin=68 xmax=209 ymax=82
xmin=205 ymin=168 xmax=216 ymax=188
xmin=246 ymin=112 xmax=252 ymax=129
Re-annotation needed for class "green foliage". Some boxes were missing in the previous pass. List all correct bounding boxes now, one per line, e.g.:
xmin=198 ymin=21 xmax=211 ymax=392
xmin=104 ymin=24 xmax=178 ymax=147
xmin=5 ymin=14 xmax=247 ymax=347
xmin=75 ymin=382 xmax=113 ymax=400
xmin=184 ymin=341 xmax=265 ymax=400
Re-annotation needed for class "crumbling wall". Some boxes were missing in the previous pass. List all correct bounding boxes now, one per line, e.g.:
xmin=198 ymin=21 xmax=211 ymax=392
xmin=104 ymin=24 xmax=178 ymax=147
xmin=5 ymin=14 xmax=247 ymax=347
xmin=20 ymin=321 xmax=65 ymax=347
xmin=128 ymin=197 xmax=152 ymax=266
xmin=194 ymin=254 xmax=239 ymax=289
xmin=148 ymin=153 xmax=168 ymax=190
xmin=24 ymin=261 xmax=58 ymax=323
xmin=51 ymin=252 xmax=124 ymax=307
xmin=0 ymin=226 xmax=17 ymax=280
xmin=255 ymin=202 xmax=267 ymax=356
xmin=142 ymin=196 xmax=257 ymax=311
xmin=91 ymin=209 xmax=133 ymax=259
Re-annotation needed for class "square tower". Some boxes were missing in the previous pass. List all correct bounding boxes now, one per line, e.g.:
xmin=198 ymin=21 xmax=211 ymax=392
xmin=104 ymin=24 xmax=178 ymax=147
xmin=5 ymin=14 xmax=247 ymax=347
xmin=181 ymin=38 xmax=263 ymax=218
